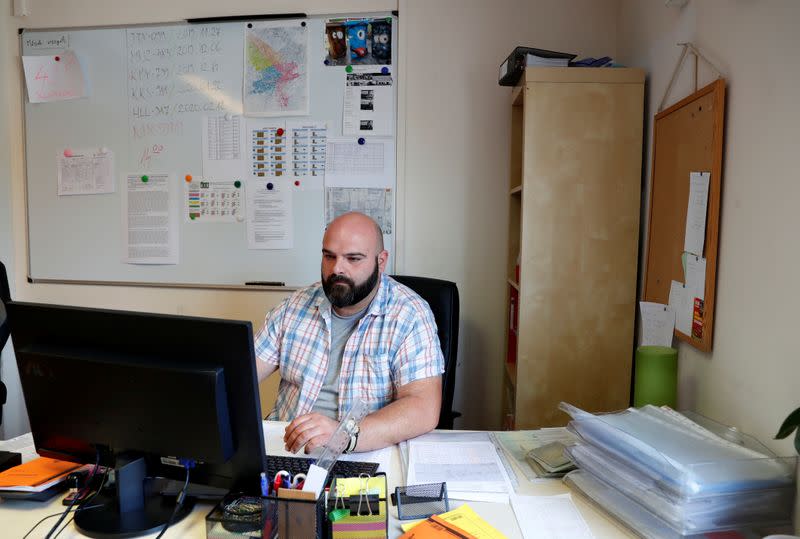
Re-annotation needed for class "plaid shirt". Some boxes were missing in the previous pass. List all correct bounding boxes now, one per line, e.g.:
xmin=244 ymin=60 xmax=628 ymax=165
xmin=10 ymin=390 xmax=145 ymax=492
xmin=255 ymin=274 xmax=444 ymax=421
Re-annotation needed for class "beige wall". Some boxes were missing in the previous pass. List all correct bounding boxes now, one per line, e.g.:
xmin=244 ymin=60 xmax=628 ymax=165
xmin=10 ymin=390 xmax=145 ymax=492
xmin=0 ymin=0 xmax=620 ymax=436
xmin=617 ymin=0 xmax=800 ymax=454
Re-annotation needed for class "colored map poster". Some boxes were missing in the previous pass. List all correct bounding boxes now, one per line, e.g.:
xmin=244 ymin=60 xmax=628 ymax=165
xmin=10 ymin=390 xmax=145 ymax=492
xmin=243 ymin=21 xmax=309 ymax=116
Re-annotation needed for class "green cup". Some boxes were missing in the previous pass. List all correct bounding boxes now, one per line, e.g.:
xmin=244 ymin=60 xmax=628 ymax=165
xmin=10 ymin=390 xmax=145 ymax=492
xmin=633 ymin=346 xmax=678 ymax=408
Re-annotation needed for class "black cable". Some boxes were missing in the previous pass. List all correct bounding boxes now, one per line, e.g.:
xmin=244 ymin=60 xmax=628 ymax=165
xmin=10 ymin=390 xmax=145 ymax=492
xmin=20 ymin=505 xmax=104 ymax=539
xmin=52 ymin=466 xmax=112 ymax=539
xmin=154 ymin=465 xmax=192 ymax=539
xmin=44 ymin=452 xmax=101 ymax=539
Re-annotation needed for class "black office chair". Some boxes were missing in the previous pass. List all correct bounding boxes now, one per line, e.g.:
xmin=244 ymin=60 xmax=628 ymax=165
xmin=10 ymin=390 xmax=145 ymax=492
xmin=0 ymin=261 xmax=11 ymax=426
xmin=391 ymin=275 xmax=461 ymax=429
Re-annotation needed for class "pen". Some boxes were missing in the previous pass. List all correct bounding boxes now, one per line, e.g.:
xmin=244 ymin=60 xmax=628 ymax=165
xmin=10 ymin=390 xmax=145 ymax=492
xmin=245 ymin=281 xmax=286 ymax=287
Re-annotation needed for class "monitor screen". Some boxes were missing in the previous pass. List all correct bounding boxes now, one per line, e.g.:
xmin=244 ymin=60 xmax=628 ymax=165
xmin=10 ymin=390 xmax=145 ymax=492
xmin=6 ymin=300 xmax=267 ymax=536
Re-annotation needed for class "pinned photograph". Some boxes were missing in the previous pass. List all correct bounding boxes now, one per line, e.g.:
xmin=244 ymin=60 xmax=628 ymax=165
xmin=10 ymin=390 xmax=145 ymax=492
xmin=324 ymin=18 xmax=392 ymax=66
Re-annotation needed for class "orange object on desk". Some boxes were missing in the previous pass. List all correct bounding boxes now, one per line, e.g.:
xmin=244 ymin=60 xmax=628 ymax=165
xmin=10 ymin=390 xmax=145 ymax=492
xmin=398 ymin=515 xmax=478 ymax=539
xmin=0 ymin=457 xmax=82 ymax=487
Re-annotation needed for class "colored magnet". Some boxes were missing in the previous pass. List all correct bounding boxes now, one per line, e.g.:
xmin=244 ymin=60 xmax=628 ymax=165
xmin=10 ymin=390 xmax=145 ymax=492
xmin=324 ymin=59 xmax=330 ymax=65
xmin=357 ymin=138 xmax=365 ymax=145
xmin=141 ymin=175 xmax=149 ymax=183
xmin=345 ymin=65 xmax=353 ymax=73
xmin=266 ymin=182 xmax=274 ymax=190
xmin=381 ymin=66 xmax=389 ymax=75
xmin=276 ymin=128 xmax=284 ymax=136
xmin=294 ymin=180 xmax=300 ymax=186
xmin=54 ymin=56 xmax=60 ymax=62
xmin=63 ymin=149 xmax=73 ymax=158
xmin=185 ymin=174 xmax=192 ymax=182
xmin=234 ymin=180 xmax=241 ymax=188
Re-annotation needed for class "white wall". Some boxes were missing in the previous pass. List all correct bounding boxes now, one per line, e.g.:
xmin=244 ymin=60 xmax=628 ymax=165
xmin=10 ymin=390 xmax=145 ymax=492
xmin=617 ymin=0 xmax=800 ymax=454
xmin=0 ymin=0 xmax=621 ymax=434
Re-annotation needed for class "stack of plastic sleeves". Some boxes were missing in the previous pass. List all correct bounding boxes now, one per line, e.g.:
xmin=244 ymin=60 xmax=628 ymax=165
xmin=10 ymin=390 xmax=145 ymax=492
xmin=559 ymin=402 xmax=796 ymax=539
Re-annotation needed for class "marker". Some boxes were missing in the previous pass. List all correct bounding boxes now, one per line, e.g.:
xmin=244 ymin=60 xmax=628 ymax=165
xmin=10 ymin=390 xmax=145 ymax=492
xmin=244 ymin=281 xmax=285 ymax=287
xmin=260 ymin=472 xmax=268 ymax=496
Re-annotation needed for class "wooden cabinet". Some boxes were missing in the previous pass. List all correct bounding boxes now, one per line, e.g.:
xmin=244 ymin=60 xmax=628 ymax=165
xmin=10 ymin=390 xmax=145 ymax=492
xmin=502 ymin=68 xmax=645 ymax=429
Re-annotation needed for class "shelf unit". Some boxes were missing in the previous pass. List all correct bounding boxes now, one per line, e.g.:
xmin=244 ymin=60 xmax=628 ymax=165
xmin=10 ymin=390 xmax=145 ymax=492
xmin=502 ymin=67 xmax=645 ymax=429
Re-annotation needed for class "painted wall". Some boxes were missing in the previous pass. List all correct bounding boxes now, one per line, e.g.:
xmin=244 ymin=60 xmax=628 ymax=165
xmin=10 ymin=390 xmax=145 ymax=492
xmin=617 ymin=0 xmax=800 ymax=454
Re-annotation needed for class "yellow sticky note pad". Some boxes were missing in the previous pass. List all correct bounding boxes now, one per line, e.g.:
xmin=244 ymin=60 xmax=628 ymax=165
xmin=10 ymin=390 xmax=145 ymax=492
xmin=399 ymin=504 xmax=507 ymax=539
xmin=334 ymin=476 xmax=386 ymax=498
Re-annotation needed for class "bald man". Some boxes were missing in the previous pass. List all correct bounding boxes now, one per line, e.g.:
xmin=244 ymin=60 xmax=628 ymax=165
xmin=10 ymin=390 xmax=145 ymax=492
xmin=254 ymin=212 xmax=444 ymax=454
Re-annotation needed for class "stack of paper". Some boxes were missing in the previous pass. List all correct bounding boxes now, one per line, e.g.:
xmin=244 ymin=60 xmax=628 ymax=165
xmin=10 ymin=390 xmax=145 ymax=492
xmin=524 ymin=442 xmax=576 ymax=478
xmin=405 ymin=436 xmax=513 ymax=504
xmin=400 ymin=504 xmax=507 ymax=539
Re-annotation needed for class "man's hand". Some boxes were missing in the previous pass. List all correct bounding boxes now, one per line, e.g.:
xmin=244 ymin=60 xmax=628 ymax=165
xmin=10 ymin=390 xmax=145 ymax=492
xmin=284 ymin=413 xmax=338 ymax=454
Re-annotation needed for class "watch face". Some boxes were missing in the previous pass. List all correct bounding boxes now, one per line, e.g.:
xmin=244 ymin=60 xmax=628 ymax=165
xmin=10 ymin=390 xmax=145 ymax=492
xmin=345 ymin=418 xmax=356 ymax=431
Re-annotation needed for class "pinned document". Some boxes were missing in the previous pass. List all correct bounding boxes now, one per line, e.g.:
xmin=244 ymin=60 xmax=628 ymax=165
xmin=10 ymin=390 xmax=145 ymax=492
xmin=684 ymin=172 xmax=710 ymax=256
xmin=22 ymin=50 xmax=88 ymax=103
xmin=639 ymin=302 xmax=675 ymax=347
xmin=669 ymin=281 xmax=693 ymax=336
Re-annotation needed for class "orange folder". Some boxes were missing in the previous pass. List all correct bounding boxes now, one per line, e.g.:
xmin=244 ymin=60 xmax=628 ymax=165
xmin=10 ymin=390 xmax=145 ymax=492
xmin=398 ymin=515 xmax=478 ymax=539
xmin=0 ymin=457 xmax=82 ymax=488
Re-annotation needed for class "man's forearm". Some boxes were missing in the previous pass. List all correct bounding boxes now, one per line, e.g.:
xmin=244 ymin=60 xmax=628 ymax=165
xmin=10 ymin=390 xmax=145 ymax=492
xmin=354 ymin=391 xmax=440 ymax=452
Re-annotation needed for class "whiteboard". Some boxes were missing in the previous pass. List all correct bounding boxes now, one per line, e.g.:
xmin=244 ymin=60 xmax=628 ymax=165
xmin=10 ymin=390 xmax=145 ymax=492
xmin=22 ymin=14 xmax=397 ymax=287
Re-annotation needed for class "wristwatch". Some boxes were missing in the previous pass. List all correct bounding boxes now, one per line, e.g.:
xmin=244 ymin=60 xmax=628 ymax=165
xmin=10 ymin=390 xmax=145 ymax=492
xmin=345 ymin=423 xmax=360 ymax=453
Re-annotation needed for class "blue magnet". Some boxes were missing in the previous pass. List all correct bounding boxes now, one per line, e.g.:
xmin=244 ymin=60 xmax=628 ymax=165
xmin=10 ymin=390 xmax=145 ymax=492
xmin=357 ymin=137 xmax=365 ymax=145
xmin=324 ymin=59 xmax=330 ymax=65
xmin=267 ymin=182 xmax=274 ymax=190
xmin=381 ymin=66 xmax=389 ymax=75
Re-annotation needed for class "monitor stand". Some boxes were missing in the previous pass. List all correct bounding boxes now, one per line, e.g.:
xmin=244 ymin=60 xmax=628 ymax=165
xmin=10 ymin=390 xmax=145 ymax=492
xmin=74 ymin=454 xmax=195 ymax=539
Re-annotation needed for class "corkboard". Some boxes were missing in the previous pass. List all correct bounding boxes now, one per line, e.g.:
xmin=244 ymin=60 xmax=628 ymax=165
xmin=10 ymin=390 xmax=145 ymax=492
xmin=643 ymin=79 xmax=726 ymax=353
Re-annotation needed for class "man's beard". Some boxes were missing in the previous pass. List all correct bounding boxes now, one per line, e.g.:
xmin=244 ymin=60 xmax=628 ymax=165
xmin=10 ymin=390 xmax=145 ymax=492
xmin=322 ymin=259 xmax=380 ymax=309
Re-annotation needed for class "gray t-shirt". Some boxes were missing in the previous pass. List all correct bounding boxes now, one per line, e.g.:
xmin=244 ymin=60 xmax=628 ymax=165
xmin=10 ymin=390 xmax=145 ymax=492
xmin=311 ymin=305 xmax=368 ymax=418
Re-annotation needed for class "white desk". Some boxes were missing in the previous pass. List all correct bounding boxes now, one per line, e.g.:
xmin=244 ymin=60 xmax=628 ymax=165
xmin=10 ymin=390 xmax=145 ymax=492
xmin=0 ymin=423 xmax=635 ymax=538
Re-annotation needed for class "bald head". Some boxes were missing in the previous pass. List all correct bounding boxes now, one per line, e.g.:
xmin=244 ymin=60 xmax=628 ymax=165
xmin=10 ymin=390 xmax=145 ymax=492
xmin=324 ymin=212 xmax=384 ymax=254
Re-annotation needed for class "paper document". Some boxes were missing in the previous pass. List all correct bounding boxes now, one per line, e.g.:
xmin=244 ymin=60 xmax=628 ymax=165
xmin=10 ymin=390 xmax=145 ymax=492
xmin=22 ymin=50 xmax=88 ymax=103
xmin=185 ymin=178 xmax=243 ymax=223
xmin=248 ymin=120 xmax=289 ymax=178
xmin=669 ymin=280 xmax=693 ymax=336
xmin=122 ymin=173 xmax=179 ymax=264
xmin=243 ymin=21 xmax=309 ymax=116
xmin=324 ymin=138 xmax=394 ymax=187
xmin=287 ymin=120 xmax=327 ymax=179
xmin=510 ymin=493 xmax=594 ymax=539
xmin=202 ymin=114 xmax=246 ymax=179
xmin=407 ymin=441 xmax=511 ymax=501
xmin=685 ymin=255 xmax=707 ymax=301
xmin=57 ymin=148 xmax=115 ymax=195
xmin=639 ymin=301 xmax=675 ymax=347
xmin=326 ymin=187 xmax=392 ymax=234
xmin=343 ymin=68 xmax=393 ymax=137
xmin=684 ymin=172 xmax=710 ymax=256
xmin=245 ymin=179 xmax=293 ymax=249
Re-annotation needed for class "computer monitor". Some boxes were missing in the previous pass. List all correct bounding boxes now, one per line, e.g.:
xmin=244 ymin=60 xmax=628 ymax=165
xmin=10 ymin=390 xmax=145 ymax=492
xmin=6 ymin=300 xmax=267 ymax=537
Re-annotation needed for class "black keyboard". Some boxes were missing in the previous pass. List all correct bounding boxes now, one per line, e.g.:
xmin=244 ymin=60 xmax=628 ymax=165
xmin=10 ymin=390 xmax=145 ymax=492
xmin=265 ymin=454 xmax=378 ymax=482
